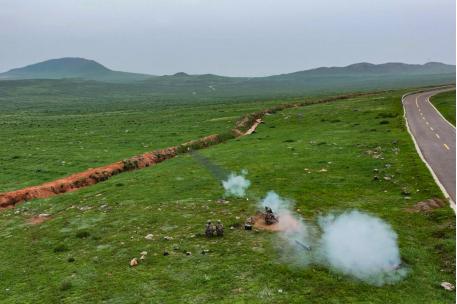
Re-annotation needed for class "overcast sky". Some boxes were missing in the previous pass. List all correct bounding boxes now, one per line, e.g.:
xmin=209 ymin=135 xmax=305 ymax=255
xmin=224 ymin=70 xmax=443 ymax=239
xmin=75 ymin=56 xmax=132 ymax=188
xmin=1 ymin=0 xmax=455 ymax=76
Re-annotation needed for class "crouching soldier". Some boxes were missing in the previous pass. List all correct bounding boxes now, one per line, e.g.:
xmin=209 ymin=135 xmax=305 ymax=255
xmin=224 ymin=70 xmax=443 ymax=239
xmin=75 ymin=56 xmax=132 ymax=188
xmin=215 ymin=220 xmax=224 ymax=237
xmin=205 ymin=220 xmax=214 ymax=238
xmin=264 ymin=206 xmax=278 ymax=225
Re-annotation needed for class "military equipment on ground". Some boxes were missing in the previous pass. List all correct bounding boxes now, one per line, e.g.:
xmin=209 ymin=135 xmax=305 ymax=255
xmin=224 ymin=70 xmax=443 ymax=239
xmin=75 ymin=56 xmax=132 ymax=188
xmin=294 ymin=240 xmax=311 ymax=251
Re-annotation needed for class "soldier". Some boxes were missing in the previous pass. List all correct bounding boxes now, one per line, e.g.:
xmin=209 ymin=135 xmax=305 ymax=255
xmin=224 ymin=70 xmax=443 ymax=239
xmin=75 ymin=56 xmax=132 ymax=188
xmin=264 ymin=206 xmax=278 ymax=225
xmin=205 ymin=220 xmax=214 ymax=238
xmin=215 ymin=220 xmax=224 ymax=237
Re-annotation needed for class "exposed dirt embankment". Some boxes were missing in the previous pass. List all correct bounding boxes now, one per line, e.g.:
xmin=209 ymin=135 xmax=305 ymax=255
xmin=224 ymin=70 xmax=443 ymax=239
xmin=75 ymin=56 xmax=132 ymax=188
xmin=0 ymin=127 xmax=249 ymax=208
xmin=0 ymin=91 xmax=372 ymax=209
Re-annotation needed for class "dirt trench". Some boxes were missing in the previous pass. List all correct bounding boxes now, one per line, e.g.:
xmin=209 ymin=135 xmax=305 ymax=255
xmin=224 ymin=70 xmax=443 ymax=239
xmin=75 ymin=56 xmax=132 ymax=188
xmin=0 ymin=131 xmax=244 ymax=208
xmin=0 ymin=92 xmax=372 ymax=209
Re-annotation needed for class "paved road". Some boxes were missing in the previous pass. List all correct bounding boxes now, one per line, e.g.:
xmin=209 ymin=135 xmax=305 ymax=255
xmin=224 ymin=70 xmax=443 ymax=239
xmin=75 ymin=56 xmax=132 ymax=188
xmin=403 ymin=88 xmax=456 ymax=206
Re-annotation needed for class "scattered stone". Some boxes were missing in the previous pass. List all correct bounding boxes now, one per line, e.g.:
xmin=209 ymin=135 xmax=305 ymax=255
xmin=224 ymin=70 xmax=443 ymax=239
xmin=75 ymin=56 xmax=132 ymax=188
xmin=144 ymin=234 xmax=154 ymax=240
xmin=383 ymin=176 xmax=392 ymax=181
xmin=140 ymin=251 xmax=148 ymax=256
xmin=373 ymin=168 xmax=379 ymax=173
xmin=38 ymin=213 xmax=50 ymax=218
xmin=129 ymin=258 xmax=138 ymax=267
xmin=318 ymin=168 xmax=327 ymax=172
xmin=163 ymin=251 xmax=169 ymax=256
xmin=401 ymin=187 xmax=411 ymax=196
xmin=185 ymin=251 xmax=192 ymax=256
xmin=201 ymin=249 xmax=210 ymax=255
xmin=373 ymin=175 xmax=379 ymax=181
xmin=441 ymin=282 xmax=455 ymax=291
xmin=163 ymin=236 xmax=173 ymax=241
xmin=217 ymin=198 xmax=229 ymax=204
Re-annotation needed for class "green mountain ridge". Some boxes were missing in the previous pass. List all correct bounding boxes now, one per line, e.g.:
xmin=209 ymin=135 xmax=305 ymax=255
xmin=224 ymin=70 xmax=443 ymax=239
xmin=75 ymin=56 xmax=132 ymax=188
xmin=0 ymin=58 xmax=454 ymax=101
xmin=0 ymin=57 xmax=153 ymax=83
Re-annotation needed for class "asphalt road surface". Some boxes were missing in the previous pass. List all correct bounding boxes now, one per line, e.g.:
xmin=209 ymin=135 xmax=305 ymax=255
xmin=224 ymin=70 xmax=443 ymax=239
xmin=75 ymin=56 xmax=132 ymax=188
xmin=403 ymin=88 xmax=456 ymax=205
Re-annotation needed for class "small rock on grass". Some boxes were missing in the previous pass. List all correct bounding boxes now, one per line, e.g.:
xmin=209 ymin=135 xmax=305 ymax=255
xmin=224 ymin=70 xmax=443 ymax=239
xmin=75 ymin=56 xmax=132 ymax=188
xmin=144 ymin=234 xmax=154 ymax=240
xmin=441 ymin=282 xmax=455 ymax=291
xmin=130 ymin=258 xmax=138 ymax=267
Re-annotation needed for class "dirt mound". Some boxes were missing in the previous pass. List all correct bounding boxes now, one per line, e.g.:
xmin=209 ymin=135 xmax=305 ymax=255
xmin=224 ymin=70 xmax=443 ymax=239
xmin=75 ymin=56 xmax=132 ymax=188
xmin=251 ymin=212 xmax=282 ymax=232
xmin=0 ymin=123 xmax=259 ymax=209
xmin=0 ymin=147 xmax=177 ymax=209
xmin=407 ymin=198 xmax=447 ymax=212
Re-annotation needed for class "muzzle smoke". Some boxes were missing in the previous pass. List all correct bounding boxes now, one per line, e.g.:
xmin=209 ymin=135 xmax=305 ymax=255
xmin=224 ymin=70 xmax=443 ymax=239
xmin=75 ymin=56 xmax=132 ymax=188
xmin=259 ymin=191 xmax=314 ymax=265
xmin=257 ymin=192 xmax=406 ymax=285
xmin=318 ymin=210 xmax=407 ymax=286
xmin=222 ymin=170 xmax=251 ymax=198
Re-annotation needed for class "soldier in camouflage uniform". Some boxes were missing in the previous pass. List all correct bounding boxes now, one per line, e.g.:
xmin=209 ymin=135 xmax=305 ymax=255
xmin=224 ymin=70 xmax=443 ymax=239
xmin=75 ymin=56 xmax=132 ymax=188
xmin=264 ymin=206 xmax=278 ymax=225
xmin=215 ymin=220 xmax=224 ymax=237
xmin=205 ymin=220 xmax=214 ymax=238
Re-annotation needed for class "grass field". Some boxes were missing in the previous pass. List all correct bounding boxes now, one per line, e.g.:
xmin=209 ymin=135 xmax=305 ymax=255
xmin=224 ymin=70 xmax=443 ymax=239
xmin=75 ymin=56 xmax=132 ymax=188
xmin=430 ymin=90 xmax=456 ymax=126
xmin=0 ymin=90 xmax=454 ymax=303
xmin=0 ymin=94 xmax=287 ymax=193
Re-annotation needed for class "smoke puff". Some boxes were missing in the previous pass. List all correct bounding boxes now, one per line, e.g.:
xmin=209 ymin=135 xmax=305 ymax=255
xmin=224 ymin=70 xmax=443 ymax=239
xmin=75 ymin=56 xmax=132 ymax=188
xmin=222 ymin=171 xmax=251 ymax=197
xmin=260 ymin=191 xmax=313 ymax=264
xmin=318 ymin=210 xmax=406 ymax=285
xmin=259 ymin=191 xmax=291 ymax=212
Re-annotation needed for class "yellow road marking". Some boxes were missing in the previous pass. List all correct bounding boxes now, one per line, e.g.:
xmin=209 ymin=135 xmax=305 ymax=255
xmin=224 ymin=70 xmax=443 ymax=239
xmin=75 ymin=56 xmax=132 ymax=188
xmin=422 ymin=117 xmax=426 ymax=120
xmin=435 ymin=133 xmax=440 ymax=139
xmin=425 ymin=121 xmax=429 ymax=125
xmin=444 ymin=144 xmax=450 ymax=150
xmin=415 ymin=97 xmax=419 ymax=107
xmin=430 ymin=127 xmax=434 ymax=131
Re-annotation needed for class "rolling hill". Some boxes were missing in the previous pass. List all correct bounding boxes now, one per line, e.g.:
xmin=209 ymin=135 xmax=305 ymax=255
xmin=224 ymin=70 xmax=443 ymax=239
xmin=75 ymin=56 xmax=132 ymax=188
xmin=0 ymin=57 xmax=153 ymax=83
xmin=0 ymin=58 xmax=454 ymax=103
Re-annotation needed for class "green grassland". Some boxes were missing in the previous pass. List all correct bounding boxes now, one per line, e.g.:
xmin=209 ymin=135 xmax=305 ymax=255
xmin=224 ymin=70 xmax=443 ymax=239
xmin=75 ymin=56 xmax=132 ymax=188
xmin=0 ymin=87 xmax=287 ymax=192
xmin=431 ymin=90 xmax=456 ymax=126
xmin=0 ymin=90 xmax=454 ymax=303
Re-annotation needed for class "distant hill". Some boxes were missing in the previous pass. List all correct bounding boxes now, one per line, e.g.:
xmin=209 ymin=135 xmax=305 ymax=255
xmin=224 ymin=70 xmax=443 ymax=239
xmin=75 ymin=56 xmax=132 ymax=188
xmin=135 ymin=62 xmax=454 ymax=97
xmin=0 ymin=58 xmax=153 ymax=83
xmin=0 ymin=58 xmax=454 ymax=95
xmin=276 ymin=62 xmax=455 ymax=78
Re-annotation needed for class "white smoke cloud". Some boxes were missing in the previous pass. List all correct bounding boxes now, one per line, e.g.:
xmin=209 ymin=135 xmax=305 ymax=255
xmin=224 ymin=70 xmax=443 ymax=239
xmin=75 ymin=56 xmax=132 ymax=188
xmin=318 ymin=210 xmax=407 ymax=286
xmin=259 ymin=191 xmax=314 ymax=265
xmin=257 ymin=192 xmax=406 ymax=285
xmin=222 ymin=170 xmax=251 ymax=197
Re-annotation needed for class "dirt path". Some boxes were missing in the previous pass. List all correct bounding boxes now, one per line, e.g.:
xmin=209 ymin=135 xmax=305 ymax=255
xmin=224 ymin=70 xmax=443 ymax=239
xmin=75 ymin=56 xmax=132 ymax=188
xmin=0 ymin=91 xmax=374 ymax=209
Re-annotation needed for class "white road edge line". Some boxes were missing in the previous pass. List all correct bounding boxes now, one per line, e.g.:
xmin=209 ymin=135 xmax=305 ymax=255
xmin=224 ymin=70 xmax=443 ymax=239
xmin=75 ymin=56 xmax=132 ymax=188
xmin=402 ymin=91 xmax=456 ymax=211
xmin=426 ymin=96 xmax=456 ymax=129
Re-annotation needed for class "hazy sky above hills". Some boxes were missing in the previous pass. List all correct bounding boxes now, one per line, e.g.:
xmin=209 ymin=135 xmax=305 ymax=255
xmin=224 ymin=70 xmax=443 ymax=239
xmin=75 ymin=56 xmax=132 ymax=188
xmin=1 ymin=0 xmax=455 ymax=76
